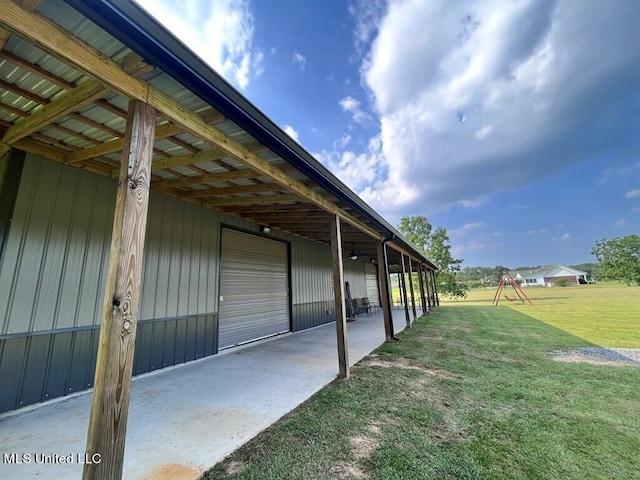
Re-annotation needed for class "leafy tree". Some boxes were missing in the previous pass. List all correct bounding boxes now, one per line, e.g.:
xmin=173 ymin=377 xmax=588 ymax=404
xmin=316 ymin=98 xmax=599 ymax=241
xmin=591 ymin=235 xmax=640 ymax=285
xmin=398 ymin=216 xmax=468 ymax=299
xmin=398 ymin=216 xmax=432 ymax=251
xmin=570 ymin=262 xmax=596 ymax=280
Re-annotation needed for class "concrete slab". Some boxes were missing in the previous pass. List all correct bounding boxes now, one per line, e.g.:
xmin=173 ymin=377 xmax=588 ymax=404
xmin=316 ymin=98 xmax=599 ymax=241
xmin=0 ymin=309 xmax=418 ymax=479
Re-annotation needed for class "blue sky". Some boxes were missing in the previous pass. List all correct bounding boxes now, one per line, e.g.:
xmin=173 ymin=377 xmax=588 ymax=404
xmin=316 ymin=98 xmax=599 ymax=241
xmin=134 ymin=0 xmax=640 ymax=268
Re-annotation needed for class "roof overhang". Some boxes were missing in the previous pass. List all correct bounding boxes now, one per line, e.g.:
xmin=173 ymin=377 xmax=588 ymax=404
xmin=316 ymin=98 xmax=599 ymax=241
xmin=0 ymin=0 xmax=436 ymax=269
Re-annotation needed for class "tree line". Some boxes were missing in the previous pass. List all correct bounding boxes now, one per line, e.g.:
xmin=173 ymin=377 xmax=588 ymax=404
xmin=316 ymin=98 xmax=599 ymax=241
xmin=398 ymin=216 xmax=639 ymax=298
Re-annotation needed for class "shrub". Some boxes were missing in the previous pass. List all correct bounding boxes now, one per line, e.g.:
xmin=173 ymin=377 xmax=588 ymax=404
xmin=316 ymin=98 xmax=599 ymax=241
xmin=555 ymin=278 xmax=570 ymax=287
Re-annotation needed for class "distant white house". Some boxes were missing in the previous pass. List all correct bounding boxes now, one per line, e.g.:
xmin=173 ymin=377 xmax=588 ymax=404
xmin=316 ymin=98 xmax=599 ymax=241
xmin=509 ymin=264 xmax=588 ymax=287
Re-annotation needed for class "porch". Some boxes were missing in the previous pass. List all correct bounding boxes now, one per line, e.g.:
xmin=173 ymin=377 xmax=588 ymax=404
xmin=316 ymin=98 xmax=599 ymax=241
xmin=0 ymin=308 xmax=420 ymax=480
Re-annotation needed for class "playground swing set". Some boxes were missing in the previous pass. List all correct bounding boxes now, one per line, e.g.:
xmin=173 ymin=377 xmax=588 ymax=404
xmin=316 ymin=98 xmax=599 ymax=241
xmin=493 ymin=271 xmax=534 ymax=306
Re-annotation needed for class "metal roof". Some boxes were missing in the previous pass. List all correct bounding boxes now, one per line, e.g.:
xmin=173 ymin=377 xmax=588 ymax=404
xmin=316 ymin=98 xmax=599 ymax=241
xmin=0 ymin=0 xmax=437 ymax=269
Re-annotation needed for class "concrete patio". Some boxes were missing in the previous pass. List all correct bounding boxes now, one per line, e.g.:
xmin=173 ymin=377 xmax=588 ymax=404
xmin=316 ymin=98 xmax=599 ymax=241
xmin=0 ymin=309 xmax=419 ymax=479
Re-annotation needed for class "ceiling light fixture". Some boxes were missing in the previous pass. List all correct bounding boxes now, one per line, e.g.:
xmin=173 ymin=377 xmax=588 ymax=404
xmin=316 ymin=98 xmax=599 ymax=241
xmin=349 ymin=242 xmax=358 ymax=261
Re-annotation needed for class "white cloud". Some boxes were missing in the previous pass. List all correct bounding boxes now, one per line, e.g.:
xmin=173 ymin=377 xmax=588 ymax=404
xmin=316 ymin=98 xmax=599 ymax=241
xmin=315 ymin=135 xmax=397 ymax=200
xmin=599 ymin=161 xmax=640 ymax=185
xmin=528 ymin=229 xmax=548 ymax=235
xmin=625 ymin=189 xmax=640 ymax=199
xmin=349 ymin=0 xmax=640 ymax=214
xmin=339 ymin=96 xmax=371 ymax=125
xmin=474 ymin=125 xmax=493 ymax=140
xmin=349 ymin=0 xmax=387 ymax=56
xmin=552 ymin=233 xmax=570 ymax=241
xmin=293 ymin=51 xmax=306 ymax=69
xmin=282 ymin=124 xmax=299 ymax=142
xmin=452 ymin=239 xmax=487 ymax=257
xmin=135 ymin=0 xmax=258 ymax=89
xmin=615 ymin=218 xmax=627 ymax=228
xmin=451 ymin=222 xmax=485 ymax=236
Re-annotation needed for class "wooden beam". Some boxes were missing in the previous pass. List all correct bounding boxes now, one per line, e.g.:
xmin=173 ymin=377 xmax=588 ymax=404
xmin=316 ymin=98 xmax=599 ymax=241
xmin=0 ymin=77 xmax=49 ymax=104
xmin=0 ymin=2 xmax=382 ymax=241
xmin=83 ymin=101 xmax=156 ymax=480
xmin=330 ymin=214 xmax=349 ymax=379
xmin=203 ymin=193 xmax=299 ymax=207
xmin=0 ymin=0 xmax=41 ymax=49
xmin=241 ymin=211 xmax=330 ymax=220
xmin=118 ymin=146 xmax=227 ymax=177
xmin=406 ymin=256 xmax=417 ymax=321
xmin=66 ymin=121 xmax=181 ymax=164
xmin=220 ymin=203 xmax=318 ymax=213
xmin=177 ymin=181 xmax=282 ymax=199
xmin=146 ymin=86 xmax=382 ymax=239
xmin=400 ymin=253 xmax=411 ymax=329
xmin=0 ymin=49 xmax=75 ymax=89
xmin=377 ymin=241 xmax=395 ymax=342
xmin=1 ymin=78 xmax=111 ymax=149
xmin=12 ymin=137 xmax=68 ymax=162
xmin=0 ymin=1 xmax=148 ymax=100
xmin=153 ymin=168 xmax=258 ymax=189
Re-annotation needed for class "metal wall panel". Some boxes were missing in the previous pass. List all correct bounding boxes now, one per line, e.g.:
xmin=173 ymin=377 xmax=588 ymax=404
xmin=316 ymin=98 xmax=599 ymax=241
xmin=365 ymin=262 xmax=380 ymax=304
xmin=0 ymin=336 xmax=27 ymax=412
xmin=0 ymin=156 xmax=115 ymax=334
xmin=344 ymin=257 xmax=367 ymax=298
xmin=219 ymin=228 xmax=290 ymax=349
xmin=0 ymin=313 xmax=219 ymax=414
xmin=139 ymin=189 xmax=221 ymax=319
xmin=1 ymin=157 xmax=222 ymax=336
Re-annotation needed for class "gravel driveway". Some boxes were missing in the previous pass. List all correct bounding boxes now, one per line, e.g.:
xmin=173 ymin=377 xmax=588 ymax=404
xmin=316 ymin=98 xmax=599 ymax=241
xmin=554 ymin=348 xmax=640 ymax=367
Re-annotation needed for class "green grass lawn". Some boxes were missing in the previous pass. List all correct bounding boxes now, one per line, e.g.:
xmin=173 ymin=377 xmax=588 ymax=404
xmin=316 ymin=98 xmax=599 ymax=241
xmin=445 ymin=283 xmax=640 ymax=347
xmin=205 ymin=284 xmax=640 ymax=479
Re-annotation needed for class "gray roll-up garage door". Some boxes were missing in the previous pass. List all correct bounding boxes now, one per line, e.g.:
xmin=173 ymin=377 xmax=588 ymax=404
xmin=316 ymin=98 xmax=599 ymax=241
xmin=218 ymin=229 xmax=290 ymax=349
xmin=365 ymin=262 xmax=380 ymax=305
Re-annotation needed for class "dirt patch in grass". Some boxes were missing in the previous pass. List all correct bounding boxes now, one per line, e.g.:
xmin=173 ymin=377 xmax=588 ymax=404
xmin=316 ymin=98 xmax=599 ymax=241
xmin=224 ymin=461 xmax=246 ymax=475
xmin=329 ymin=461 xmax=365 ymax=479
xmin=360 ymin=354 xmax=453 ymax=378
xmin=349 ymin=434 xmax=379 ymax=459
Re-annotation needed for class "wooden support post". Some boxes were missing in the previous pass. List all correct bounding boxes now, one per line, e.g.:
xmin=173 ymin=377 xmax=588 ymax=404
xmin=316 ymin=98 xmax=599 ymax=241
xmin=417 ymin=263 xmax=427 ymax=313
xmin=330 ymin=214 xmax=349 ymax=379
xmin=83 ymin=101 xmax=156 ymax=480
xmin=424 ymin=267 xmax=433 ymax=310
xmin=400 ymin=254 xmax=411 ymax=329
xmin=376 ymin=241 xmax=395 ymax=342
xmin=431 ymin=270 xmax=440 ymax=306
xmin=407 ymin=257 xmax=417 ymax=322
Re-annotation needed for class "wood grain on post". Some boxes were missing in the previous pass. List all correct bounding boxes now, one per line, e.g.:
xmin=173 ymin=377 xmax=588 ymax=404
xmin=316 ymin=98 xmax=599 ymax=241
xmin=407 ymin=257 xmax=417 ymax=322
xmin=83 ymin=100 xmax=156 ymax=480
xmin=330 ymin=215 xmax=349 ymax=379
xmin=400 ymin=254 xmax=411 ymax=329
xmin=376 ymin=242 xmax=394 ymax=342
xmin=417 ymin=264 xmax=428 ymax=313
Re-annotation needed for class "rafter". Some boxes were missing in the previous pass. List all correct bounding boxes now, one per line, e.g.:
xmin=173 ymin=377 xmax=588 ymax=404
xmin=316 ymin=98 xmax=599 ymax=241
xmin=203 ymin=194 xmax=299 ymax=207
xmin=0 ymin=54 xmax=154 ymax=155
xmin=0 ymin=49 xmax=75 ymax=89
xmin=177 ymin=182 xmax=284 ymax=199
xmin=0 ymin=0 xmax=382 ymax=241
xmin=153 ymin=167 xmax=259 ymax=189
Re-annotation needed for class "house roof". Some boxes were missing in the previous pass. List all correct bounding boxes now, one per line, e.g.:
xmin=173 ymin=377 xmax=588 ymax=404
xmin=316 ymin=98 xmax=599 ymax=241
xmin=509 ymin=263 xmax=587 ymax=280
xmin=0 ymin=0 xmax=436 ymax=270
